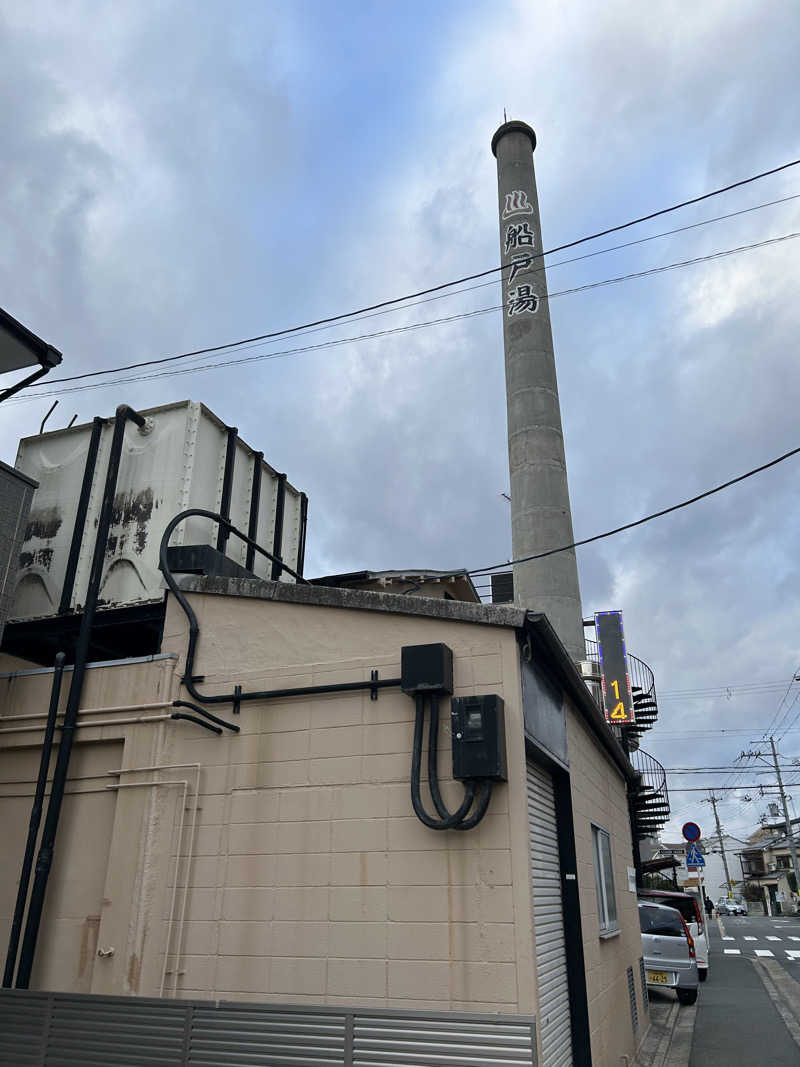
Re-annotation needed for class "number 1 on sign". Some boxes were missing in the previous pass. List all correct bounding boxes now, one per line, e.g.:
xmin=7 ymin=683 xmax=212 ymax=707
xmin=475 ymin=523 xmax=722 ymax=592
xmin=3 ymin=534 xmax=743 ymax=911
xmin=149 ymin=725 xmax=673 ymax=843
xmin=611 ymin=679 xmax=620 ymax=700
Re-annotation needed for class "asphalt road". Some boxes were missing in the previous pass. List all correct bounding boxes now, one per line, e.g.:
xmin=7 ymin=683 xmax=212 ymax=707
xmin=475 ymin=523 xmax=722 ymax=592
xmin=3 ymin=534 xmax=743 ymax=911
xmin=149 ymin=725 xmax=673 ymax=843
xmin=713 ymin=911 xmax=800 ymax=978
xmin=688 ymin=912 xmax=800 ymax=1066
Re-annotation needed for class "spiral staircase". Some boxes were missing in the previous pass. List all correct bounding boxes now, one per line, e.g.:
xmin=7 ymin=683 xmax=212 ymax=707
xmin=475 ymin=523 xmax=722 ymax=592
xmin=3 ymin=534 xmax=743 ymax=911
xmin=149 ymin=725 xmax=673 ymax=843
xmin=583 ymin=638 xmax=670 ymax=841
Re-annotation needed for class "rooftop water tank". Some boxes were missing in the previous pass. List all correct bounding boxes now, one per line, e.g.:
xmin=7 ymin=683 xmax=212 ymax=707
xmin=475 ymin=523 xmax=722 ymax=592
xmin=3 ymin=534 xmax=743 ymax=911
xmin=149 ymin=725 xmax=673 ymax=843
xmin=11 ymin=400 xmax=307 ymax=620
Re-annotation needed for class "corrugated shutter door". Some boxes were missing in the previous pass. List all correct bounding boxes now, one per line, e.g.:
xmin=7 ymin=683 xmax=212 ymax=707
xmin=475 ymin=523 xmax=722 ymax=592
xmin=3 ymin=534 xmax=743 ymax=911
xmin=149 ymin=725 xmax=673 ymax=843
xmin=527 ymin=761 xmax=573 ymax=1067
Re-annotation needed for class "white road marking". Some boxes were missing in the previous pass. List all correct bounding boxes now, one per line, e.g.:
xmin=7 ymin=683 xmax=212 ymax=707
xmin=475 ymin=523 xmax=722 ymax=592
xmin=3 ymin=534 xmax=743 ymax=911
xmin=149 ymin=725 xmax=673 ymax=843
xmin=743 ymin=936 xmax=757 ymax=941
xmin=787 ymin=951 xmax=800 ymax=960
xmin=755 ymin=949 xmax=775 ymax=957
xmin=724 ymin=949 xmax=741 ymax=955
xmin=722 ymin=936 xmax=735 ymax=941
xmin=790 ymin=936 xmax=800 ymax=942
xmin=766 ymin=936 xmax=782 ymax=941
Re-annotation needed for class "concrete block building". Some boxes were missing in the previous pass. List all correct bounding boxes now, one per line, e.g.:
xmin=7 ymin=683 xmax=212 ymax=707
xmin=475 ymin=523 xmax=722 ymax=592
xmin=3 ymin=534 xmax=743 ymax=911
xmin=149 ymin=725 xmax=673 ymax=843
xmin=0 ymin=402 xmax=651 ymax=1066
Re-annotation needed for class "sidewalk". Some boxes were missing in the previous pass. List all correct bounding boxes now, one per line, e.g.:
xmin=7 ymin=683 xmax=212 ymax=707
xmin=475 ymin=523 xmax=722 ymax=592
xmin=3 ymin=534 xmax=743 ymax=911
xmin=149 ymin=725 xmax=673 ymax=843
xmin=635 ymin=993 xmax=696 ymax=1067
xmin=636 ymin=912 xmax=800 ymax=1066
xmin=689 ymin=947 xmax=800 ymax=1066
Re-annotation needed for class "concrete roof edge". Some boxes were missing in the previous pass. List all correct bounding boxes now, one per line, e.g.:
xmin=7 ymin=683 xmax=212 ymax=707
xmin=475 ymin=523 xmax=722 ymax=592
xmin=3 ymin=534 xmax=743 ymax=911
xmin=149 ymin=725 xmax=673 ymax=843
xmin=175 ymin=574 xmax=527 ymax=628
xmin=524 ymin=612 xmax=635 ymax=783
xmin=173 ymin=578 xmax=634 ymax=781
xmin=0 ymin=459 xmax=38 ymax=488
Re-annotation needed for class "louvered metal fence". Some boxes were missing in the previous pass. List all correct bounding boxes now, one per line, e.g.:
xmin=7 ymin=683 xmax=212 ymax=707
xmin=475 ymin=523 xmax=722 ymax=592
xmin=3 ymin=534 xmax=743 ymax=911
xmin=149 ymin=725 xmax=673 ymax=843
xmin=0 ymin=990 xmax=536 ymax=1067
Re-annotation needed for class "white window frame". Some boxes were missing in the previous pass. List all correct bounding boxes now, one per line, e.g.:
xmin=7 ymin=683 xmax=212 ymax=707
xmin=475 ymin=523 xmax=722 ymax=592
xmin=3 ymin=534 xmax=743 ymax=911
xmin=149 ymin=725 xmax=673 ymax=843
xmin=592 ymin=823 xmax=619 ymax=936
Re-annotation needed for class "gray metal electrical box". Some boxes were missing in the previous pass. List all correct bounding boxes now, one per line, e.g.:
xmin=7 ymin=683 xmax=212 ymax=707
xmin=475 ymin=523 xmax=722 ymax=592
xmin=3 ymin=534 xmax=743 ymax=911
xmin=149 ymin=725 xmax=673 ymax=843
xmin=451 ymin=694 xmax=508 ymax=781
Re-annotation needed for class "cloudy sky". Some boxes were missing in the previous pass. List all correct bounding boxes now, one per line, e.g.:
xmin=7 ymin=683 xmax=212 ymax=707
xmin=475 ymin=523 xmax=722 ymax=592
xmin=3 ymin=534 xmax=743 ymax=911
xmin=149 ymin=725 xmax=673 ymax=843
xmin=2 ymin=0 xmax=799 ymax=843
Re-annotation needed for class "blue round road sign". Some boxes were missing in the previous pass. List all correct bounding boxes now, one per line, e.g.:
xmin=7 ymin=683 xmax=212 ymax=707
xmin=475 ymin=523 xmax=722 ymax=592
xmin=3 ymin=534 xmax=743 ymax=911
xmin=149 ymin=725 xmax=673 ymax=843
xmin=682 ymin=822 xmax=701 ymax=842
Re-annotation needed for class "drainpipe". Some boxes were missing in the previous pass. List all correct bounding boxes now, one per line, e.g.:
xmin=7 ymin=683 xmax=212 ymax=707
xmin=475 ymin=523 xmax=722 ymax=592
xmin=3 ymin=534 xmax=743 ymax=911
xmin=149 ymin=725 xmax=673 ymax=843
xmin=58 ymin=417 xmax=103 ymax=615
xmin=2 ymin=652 xmax=66 ymax=987
xmin=15 ymin=405 xmax=145 ymax=988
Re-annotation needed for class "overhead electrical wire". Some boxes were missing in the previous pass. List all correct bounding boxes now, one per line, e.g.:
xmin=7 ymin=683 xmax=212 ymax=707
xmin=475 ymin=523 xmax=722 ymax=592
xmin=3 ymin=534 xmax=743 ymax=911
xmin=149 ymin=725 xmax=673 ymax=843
xmin=18 ymin=160 xmax=800 ymax=391
xmin=649 ymin=729 xmax=800 ymax=739
xmin=657 ymin=680 xmax=789 ymax=696
xmin=661 ymin=766 xmax=797 ymax=774
xmin=10 ymin=229 xmax=800 ymax=404
xmin=776 ymin=691 xmax=800 ymax=739
xmin=669 ymin=784 xmax=791 ymax=792
xmin=467 ymin=439 xmax=800 ymax=576
xmin=761 ymin=661 xmax=800 ymax=738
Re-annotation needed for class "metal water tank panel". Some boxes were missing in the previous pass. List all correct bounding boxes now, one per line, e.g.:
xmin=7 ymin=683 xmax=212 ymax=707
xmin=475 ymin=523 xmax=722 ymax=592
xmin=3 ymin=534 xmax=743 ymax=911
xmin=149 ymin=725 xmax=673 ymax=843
xmin=0 ymin=461 xmax=38 ymax=642
xmin=11 ymin=400 xmax=306 ymax=619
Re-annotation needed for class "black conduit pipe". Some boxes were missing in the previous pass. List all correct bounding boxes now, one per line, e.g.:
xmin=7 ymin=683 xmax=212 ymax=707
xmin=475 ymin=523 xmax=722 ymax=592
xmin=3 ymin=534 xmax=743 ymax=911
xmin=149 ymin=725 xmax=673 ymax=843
xmin=160 ymin=512 xmax=490 ymax=829
xmin=0 ymin=365 xmax=49 ymax=404
xmin=170 ymin=713 xmax=222 ymax=735
xmin=245 ymin=451 xmax=263 ymax=572
xmin=426 ymin=694 xmax=477 ymax=825
xmin=215 ymin=426 xmax=238 ymax=554
xmin=297 ymin=493 xmax=308 ymax=577
xmin=159 ymin=509 xmax=402 ymax=707
xmin=2 ymin=652 xmax=66 ymax=988
xmin=58 ymin=417 xmax=103 ymax=615
xmin=16 ymin=404 xmax=146 ymax=989
xmin=410 ymin=693 xmax=492 ymax=830
xmin=270 ymin=473 xmax=287 ymax=580
xmin=172 ymin=701 xmax=240 ymax=733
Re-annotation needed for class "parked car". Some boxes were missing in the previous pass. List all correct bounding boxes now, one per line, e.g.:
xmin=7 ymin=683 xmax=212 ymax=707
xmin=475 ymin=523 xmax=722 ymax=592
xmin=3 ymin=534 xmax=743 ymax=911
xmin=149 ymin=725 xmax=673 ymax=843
xmin=638 ymin=901 xmax=699 ymax=1005
xmin=717 ymin=898 xmax=746 ymax=916
xmin=638 ymin=888 xmax=709 ymax=982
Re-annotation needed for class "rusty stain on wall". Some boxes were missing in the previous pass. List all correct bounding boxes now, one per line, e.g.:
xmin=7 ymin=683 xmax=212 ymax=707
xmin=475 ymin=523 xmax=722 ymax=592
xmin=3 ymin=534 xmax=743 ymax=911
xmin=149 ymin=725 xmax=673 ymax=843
xmin=78 ymin=914 xmax=101 ymax=978
xmin=106 ymin=488 xmax=154 ymax=557
xmin=127 ymin=952 xmax=141 ymax=993
xmin=19 ymin=547 xmax=53 ymax=571
xmin=24 ymin=506 xmax=62 ymax=542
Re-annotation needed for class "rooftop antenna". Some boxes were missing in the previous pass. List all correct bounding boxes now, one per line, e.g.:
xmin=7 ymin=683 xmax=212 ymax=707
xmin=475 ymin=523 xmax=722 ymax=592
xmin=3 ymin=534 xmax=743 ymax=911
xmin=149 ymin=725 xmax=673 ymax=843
xmin=503 ymin=108 xmax=507 ymax=123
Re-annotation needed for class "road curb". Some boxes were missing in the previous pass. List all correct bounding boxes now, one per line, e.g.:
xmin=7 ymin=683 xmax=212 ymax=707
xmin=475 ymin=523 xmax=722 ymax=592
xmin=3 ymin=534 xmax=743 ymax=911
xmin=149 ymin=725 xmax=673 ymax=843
xmin=751 ymin=957 xmax=800 ymax=1048
xmin=635 ymin=997 xmax=696 ymax=1067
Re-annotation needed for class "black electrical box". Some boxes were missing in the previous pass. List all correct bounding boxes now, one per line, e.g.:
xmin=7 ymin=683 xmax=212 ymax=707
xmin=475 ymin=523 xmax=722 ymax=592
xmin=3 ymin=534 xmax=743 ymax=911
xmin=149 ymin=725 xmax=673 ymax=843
xmin=450 ymin=695 xmax=507 ymax=781
xmin=401 ymin=643 xmax=454 ymax=695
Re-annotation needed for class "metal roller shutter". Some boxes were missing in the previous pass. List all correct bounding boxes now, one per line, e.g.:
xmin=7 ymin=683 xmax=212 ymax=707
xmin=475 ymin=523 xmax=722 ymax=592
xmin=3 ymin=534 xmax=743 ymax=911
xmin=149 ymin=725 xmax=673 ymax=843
xmin=527 ymin=761 xmax=573 ymax=1067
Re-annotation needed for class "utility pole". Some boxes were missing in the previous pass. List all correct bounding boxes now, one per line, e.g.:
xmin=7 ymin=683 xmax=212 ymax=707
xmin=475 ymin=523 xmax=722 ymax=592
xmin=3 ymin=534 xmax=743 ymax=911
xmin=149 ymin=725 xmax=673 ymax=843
xmin=703 ymin=793 xmax=733 ymax=899
xmin=769 ymin=736 xmax=800 ymax=900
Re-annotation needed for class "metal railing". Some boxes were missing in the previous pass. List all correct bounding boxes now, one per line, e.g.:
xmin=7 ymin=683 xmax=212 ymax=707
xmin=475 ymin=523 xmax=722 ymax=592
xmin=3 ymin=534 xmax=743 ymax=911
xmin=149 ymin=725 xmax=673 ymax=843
xmin=584 ymin=638 xmax=660 ymax=739
xmin=629 ymin=749 xmax=671 ymax=838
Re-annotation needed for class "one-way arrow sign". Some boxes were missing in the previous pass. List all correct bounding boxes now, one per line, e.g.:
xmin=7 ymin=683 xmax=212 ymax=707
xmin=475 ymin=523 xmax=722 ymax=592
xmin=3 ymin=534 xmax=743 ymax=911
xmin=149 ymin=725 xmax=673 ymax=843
xmin=685 ymin=843 xmax=705 ymax=867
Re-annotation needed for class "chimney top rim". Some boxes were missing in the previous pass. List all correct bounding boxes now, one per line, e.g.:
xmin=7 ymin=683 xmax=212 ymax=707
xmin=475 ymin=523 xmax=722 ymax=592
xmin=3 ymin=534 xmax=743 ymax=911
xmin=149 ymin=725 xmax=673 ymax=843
xmin=491 ymin=120 xmax=536 ymax=157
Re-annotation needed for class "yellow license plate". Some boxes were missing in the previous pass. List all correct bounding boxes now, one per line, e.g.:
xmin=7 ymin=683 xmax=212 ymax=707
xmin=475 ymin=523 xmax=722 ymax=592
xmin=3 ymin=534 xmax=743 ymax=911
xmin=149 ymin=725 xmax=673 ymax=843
xmin=647 ymin=971 xmax=670 ymax=984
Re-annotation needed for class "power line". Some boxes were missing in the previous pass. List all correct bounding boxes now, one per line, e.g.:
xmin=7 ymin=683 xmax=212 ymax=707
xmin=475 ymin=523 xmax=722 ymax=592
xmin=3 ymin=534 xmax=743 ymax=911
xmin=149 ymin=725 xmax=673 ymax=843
xmin=649 ymin=731 xmax=800 ymax=740
xmin=658 ymin=686 xmax=789 ymax=701
xmin=766 ymin=667 xmax=800 ymax=738
xmin=657 ymin=680 xmax=789 ymax=695
xmin=777 ymin=691 xmax=800 ymax=739
xmin=468 ymin=438 xmax=800 ymax=576
xmin=11 ymin=229 xmax=800 ymax=405
xmin=669 ymin=784 xmax=787 ymax=792
xmin=662 ymin=766 xmax=797 ymax=773
xmin=21 ymin=159 xmax=800 ymax=390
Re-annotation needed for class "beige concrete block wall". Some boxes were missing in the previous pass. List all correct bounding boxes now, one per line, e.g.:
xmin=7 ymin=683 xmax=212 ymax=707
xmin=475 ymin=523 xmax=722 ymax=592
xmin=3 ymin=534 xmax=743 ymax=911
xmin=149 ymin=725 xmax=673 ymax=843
xmin=566 ymin=708 xmax=644 ymax=1065
xmin=0 ymin=655 xmax=178 ymax=995
xmin=154 ymin=592 xmax=537 ymax=1012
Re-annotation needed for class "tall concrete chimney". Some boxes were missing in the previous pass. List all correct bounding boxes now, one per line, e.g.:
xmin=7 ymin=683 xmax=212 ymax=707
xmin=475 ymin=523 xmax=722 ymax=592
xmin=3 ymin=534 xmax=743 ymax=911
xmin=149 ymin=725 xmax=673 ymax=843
xmin=491 ymin=120 xmax=584 ymax=661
